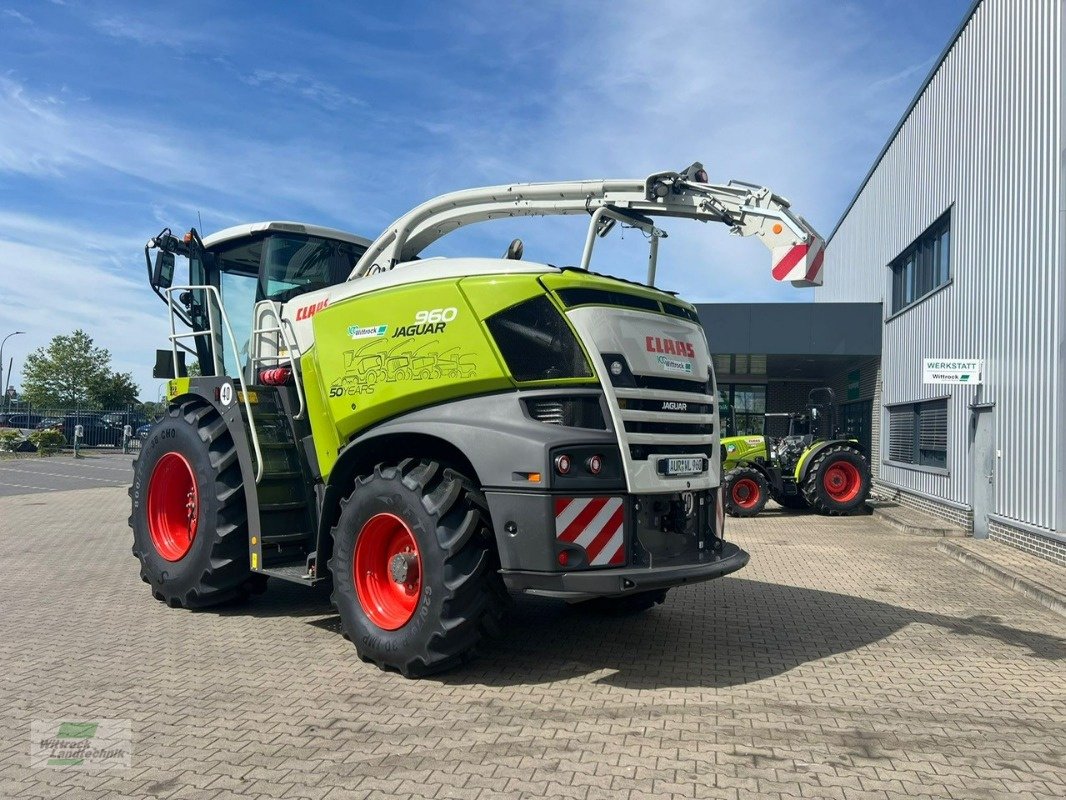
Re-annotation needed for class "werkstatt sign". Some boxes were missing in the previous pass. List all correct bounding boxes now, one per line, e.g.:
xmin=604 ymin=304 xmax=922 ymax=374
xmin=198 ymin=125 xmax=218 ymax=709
xmin=923 ymin=358 xmax=983 ymax=385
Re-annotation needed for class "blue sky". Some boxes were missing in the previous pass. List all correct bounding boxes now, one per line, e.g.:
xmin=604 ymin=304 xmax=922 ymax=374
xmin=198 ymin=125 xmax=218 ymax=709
xmin=0 ymin=0 xmax=971 ymax=399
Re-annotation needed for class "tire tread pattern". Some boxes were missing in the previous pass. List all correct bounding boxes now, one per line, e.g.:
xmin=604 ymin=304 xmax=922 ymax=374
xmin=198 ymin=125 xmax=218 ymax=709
xmin=129 ymin=401 xmax=262 ymax=608
xmin=328 ymin=459 xmax=507 ymax=677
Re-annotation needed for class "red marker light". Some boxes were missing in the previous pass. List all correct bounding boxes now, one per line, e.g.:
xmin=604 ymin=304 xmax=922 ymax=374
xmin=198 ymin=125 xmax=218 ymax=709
xmin=554 ymin=454 xmax=571 ymax=475
xmin=586 ymin=455 xmax=603 ymax=475
xmin=557 ymin=551 xmax=570 ymax=566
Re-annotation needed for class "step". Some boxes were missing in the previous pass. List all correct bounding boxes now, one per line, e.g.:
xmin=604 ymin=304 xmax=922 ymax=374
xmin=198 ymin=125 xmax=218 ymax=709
xmin=259 ymin=470 xmax=303 ymax=481
xmin=869 ymin=500 xmax=967 ymax=537
xmin=260 ymin=500 xmax=307 ymax=512
xmin=936 ymin=539 xmax=1066 ymax=618
xmin=261 ymin=561 xmax=315 ymax=584
xmin=260 ymin=531 xmax=313 ymax=544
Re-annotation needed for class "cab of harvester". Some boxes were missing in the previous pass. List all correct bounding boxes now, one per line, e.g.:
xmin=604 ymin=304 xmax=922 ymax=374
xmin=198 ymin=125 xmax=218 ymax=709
xmin=132 ymin=162 xmax=826 ymax=676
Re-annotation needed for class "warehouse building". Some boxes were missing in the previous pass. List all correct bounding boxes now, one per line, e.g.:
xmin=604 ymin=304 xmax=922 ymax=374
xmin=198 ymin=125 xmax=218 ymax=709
xmin=814 ymin=0 xmax=1065 ymax=565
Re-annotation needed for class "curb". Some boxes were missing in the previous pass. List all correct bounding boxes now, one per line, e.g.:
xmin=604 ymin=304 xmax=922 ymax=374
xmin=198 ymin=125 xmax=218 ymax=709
xmin=936 ymin=540 xmax=1066 ymax=618
xmin=872 ymin=506 xmax=966 ymax=538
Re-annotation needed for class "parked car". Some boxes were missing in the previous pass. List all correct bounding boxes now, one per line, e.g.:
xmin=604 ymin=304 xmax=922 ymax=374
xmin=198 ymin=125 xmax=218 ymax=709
xmin=136 ymin=422 xmax=154 ymax=441
xmin=100 ymin=411 xmax=149 ymax=439
xmin=0 ymin=412 xmax=42 ymax=430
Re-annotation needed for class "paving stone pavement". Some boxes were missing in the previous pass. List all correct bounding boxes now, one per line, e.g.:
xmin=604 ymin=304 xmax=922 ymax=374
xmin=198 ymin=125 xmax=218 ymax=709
xmin=0 ymin=488 xmax=1064 ymax=800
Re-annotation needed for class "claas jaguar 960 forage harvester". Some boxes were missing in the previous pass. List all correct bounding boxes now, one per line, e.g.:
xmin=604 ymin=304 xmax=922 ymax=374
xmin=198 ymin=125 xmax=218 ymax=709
xmin=132 ymin=162 xmax=825 ymax=675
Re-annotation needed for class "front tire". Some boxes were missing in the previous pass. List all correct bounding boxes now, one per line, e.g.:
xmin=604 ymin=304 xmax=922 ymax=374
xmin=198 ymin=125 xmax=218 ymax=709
xmin=129 ymin=401 xmax=263 ymax=608
xmin=723 ymin=466 xmax=769 ymax=517
xmin=328 ymin=459 xmax=505 ymax=677
xmin=801 ymin=445 xmax=871 ymax=515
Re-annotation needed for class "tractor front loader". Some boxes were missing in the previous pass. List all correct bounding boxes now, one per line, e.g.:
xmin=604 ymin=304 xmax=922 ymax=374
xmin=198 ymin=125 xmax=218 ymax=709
xmin=131 ymin=164 xmax=826 ymax=676
xmin=720 ymin=387 xmax=871 ymax=517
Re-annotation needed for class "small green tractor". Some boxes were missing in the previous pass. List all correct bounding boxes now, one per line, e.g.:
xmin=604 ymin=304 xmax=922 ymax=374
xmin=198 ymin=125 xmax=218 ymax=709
xmin=720 ymin=387 xmax=871 ymax=516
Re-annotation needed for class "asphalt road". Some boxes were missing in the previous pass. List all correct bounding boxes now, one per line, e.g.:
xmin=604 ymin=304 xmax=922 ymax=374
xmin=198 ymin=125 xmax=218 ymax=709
xmin=0 ymin=452 xmax=135 ymax=496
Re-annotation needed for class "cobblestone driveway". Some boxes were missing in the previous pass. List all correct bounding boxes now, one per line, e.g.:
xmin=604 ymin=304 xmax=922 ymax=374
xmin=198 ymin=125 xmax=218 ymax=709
xmin=1 ymin=487 xmax=1063 ymax=799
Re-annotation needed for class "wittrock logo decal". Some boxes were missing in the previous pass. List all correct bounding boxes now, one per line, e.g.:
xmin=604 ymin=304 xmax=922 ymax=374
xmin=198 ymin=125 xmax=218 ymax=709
xmin=657 ymin=355 xmax=693 ymax=375
xmin=31 ymin=720 xmax=132 ymax=768
xmin=348 ymin=324 xmax=388 ymax=340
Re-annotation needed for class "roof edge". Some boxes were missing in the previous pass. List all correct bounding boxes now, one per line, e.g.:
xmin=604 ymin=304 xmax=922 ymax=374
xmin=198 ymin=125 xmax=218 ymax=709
xmin=827 ymin=0 xmax=984 ymax=242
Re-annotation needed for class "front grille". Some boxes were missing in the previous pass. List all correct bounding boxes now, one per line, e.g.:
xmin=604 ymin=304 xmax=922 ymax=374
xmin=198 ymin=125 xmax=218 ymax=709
xmin=620 ymin=397 xmax=712 ymax=415
xmin=630 ymin=444 xmax=716 ymax=461
xmin=613 ymin=373 xmax=716 ymax=459
xmin=632 ymin=374 xmax=709 ymax=394
xmin=623 ymin=420 xmax=714 ymax=436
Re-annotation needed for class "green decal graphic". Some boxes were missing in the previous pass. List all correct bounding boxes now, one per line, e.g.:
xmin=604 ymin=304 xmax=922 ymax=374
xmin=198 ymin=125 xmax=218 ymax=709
xmin=347 ymin=324 xmax=388 ymax=339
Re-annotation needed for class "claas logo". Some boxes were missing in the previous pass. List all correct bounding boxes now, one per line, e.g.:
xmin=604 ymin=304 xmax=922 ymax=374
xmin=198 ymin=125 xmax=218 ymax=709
xmin=295 ymin=299 xmax=329 ymax=321
xmin=645 ymin=336 xmax=696 ymax=358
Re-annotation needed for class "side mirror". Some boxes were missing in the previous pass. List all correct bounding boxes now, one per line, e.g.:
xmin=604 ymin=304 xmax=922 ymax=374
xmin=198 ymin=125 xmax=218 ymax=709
xmin=152 ymin=250 xmax=176 ymax=289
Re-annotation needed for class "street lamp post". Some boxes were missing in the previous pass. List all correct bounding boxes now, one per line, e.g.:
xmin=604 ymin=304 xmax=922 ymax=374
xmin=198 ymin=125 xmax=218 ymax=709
xmin=0 ymin=331 xmax=25 ymax=414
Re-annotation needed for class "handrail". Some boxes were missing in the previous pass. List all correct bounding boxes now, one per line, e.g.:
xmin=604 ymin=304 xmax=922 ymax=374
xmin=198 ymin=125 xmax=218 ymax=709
xmin=250 ymin=301 xmax=306 ymax=420
xmin=165 ymin=284 xmax=264 ymax=483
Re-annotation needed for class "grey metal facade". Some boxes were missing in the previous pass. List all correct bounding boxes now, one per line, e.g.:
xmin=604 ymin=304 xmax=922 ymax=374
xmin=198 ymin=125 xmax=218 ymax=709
xmin=816 ymin=0 xmax=1065 ymax=546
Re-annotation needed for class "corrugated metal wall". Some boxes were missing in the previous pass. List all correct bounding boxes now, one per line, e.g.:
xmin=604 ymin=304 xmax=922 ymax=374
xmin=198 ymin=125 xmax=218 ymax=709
xmin=815 ymin=0 xmax=1062 ymax=533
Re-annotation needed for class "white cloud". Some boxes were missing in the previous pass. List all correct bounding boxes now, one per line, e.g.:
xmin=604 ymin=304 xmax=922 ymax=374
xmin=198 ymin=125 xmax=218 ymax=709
xmin=3 ymin=8 xmax=33 ymax=24
xmin=241 ymin=69 xmax=364 ymax=112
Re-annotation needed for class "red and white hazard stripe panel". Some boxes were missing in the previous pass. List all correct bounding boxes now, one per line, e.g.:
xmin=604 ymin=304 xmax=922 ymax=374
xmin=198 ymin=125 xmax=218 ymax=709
xmin=554 ymin=496 xmax=625 ymax=567
xmin=770 ymin=237 xmax=825 ymax=287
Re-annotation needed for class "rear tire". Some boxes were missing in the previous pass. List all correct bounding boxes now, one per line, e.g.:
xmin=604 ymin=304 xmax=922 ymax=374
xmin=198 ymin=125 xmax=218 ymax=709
xmin=801 ymin=445 xmax=871 ymax=515
xmin=328 ymin=459 xmax=505 ymax=677
xmin=723 ymin=466 xmax=769 ymax=517
xmin=575 ymin=589 xmax=668 ymax=615
xmin=129 ymin=401 xmax=264 ymax=608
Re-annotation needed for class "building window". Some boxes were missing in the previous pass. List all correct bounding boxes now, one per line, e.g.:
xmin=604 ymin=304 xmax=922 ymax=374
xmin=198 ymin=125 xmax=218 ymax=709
xmin=886 ymin=399 xmax=948 ymax=469
xmin=720 ymin=384 xmax=766 ymax=436
xmin=890 ymin=210 xmax=951 ymax=314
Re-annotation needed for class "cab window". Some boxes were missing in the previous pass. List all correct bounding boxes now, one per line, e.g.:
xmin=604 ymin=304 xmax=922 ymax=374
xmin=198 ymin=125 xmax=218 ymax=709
xmin=260 ymin=235 xmax=366 ymax=303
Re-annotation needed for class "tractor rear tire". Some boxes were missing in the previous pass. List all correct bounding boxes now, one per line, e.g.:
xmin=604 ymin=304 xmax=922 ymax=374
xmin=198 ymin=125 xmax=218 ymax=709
xmin=723 ymin=466 xmax=769 ymax=517
xmin=575 ymin=589 xmax=668 ymax=615
xmin=801 ymin=445 xmax=871 ymax=515
xmin=129 ymin=400 xmax=265 ymax=608
xmin=328 ymin=459 xmax=506 ymax=677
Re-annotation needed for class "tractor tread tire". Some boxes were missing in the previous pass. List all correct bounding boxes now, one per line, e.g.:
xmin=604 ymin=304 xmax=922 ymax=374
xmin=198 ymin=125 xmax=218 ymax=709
xmin=130 ymin=400 xmax=265 ymax=609
xmin=328 ymin=459 xmax=506 ymax=677
xmin=801 ymin=444 xmax=872 ymax=515
xmin=723 ymin=466 xmax=769 ymax=517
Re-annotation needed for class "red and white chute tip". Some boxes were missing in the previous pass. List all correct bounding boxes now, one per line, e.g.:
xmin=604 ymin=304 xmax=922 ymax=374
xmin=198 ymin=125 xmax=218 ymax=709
xmin=771 ymin=234 xmax=825 ymax=288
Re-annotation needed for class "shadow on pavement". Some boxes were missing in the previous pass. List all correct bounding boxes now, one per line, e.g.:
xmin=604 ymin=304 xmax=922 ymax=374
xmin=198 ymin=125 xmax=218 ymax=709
xmin=218 ymin=575 xmax=1065 ymax=688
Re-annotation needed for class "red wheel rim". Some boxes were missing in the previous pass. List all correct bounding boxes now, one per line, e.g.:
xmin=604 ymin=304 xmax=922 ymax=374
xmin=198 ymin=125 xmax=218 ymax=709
xmin=147 ymin=452 xmax=198 ymax=562
xmin=354 ymin=513 xmax=422 ymax=630
xmin=731 ymin=477 xmax=761 ymax=509
xmin=823 ymin=460 xmax=862 ymax=503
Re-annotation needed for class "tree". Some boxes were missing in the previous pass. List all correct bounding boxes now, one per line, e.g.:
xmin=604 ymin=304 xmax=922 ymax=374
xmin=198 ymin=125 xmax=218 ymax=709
xmin=20 ymin=330 xmax=128 ymax=408
xmin=88 ymin=371 xmax=140 ymax=409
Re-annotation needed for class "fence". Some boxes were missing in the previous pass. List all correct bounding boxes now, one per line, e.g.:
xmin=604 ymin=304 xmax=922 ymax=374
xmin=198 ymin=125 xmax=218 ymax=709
xmin=0 ymin=403 xmax=156 ymax=450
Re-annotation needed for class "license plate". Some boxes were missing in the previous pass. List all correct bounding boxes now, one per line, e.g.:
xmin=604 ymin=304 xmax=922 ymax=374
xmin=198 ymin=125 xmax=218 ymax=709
xmin=659 ymin=456 xmax=707 ymax=476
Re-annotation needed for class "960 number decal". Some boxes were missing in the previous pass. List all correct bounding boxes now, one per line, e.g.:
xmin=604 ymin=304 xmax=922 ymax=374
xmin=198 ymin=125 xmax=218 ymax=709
xmin=415 ymin=307 xmax=457 ymax=324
